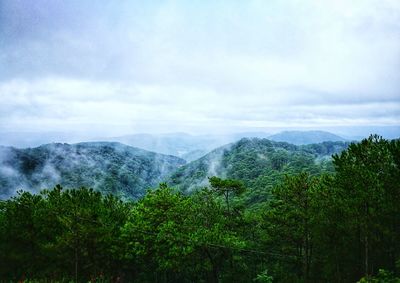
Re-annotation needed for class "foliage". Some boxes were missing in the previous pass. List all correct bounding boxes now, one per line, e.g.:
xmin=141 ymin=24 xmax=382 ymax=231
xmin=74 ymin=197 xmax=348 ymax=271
xmin=254 ymin=270 xmax=273 ymax=283
xmin=358 ymin=269 xmax=400 ymax=283
xmin=0 ymin=186 xmax=130 ymax=282
xmin=209 ymin=176 xmax=245 ymax=211
xmin=0 ymin=135 xmax=398 ymax=282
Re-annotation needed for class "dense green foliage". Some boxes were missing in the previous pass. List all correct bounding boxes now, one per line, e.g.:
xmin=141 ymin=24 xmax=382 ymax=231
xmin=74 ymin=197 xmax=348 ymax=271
xmin=169 ymin=139 xmax=350 ymax=203
xmin=0 ymin=135 xmax=399 ymax=282
xmin=0 ymin=185 xmax=130 ymax=281
xmin=0 ymin=142 xmax=185 ymax=199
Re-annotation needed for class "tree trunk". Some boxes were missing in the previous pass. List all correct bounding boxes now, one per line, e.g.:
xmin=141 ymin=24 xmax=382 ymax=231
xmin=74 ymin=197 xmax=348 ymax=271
xmin=364 ymin=202 xmax=369 ymax=277
xmin=205 ymin=248 xmax=219 ymax=283
xmin=75 ymin=245 xmax=78 ymax=283
xmin=225 ymin=191 xmax=230 ymax=212
xmin=365 ymin=234 xmax=369 ymax=277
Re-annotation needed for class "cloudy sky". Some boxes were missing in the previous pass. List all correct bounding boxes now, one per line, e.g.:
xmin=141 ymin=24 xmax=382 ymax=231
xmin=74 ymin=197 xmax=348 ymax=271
xmin=0 ymin=0 xmax=399 ymax=137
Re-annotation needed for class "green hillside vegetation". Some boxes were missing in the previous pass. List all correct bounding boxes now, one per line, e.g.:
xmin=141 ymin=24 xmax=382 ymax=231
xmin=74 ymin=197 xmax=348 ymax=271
xmin=0 ymin=136 xmax=349 ymax=202
xmin=169 ymin=138 xmax=350 ymax=204
xmin=0 ymin=135 xmax=399 ymax=282
xmin=0 ymin=142 xmax=185 ymax=199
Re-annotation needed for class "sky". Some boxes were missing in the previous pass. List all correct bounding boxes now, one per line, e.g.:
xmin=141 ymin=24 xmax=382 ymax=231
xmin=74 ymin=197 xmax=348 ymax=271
xmin=0 ymin=0 xmax=399 ymax=139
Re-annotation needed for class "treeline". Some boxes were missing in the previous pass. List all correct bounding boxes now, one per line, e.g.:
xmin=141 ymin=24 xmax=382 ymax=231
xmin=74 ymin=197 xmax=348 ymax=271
xmin=0 ymin=135 xmax=399 ymax=282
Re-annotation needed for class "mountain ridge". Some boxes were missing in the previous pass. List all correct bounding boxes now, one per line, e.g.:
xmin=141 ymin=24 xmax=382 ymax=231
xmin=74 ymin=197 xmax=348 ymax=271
xmin=0 ymin=137 xmax=352 ymax=201
xmin=268 ymin=130 xmax=347 ymax=145
xmin=0 ymin=142 xmax=185 ymax=199
xmin=167 ymin=137 xmax=351 ymax=199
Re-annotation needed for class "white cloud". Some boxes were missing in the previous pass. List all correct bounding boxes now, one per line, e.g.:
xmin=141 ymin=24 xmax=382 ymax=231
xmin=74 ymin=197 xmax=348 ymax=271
xmin=0 ymin=0 xmax=399 ymax=136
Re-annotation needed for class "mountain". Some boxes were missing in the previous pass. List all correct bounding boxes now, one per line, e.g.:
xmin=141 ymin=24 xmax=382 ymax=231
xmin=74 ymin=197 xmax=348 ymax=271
xmin=0 ymin=142 xmax=185 ymax=199
xmin=168 ymin=138 xmax=350 ymax=201
xmin=106 ymin=132 xmax=270 ymax=161
xmin=105 ymin=133 xmax=225 ymax=161
xmin=0 ymin=131 xmax=272 ymax=163
xmin=268 ymin=130 xmax=347 ymax=145
xmin=0 ymin=137 xmax=351 ymax=201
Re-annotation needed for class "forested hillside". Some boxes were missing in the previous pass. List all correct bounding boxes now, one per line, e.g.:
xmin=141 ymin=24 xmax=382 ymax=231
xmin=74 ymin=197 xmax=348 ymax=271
xmin=169 ymin=138 xmax=350 ymax=203
xmin=0 ymin=138 xmax=348 ymax=201
xmin=0 ymin=135 xmax=399 ymax=282
xmin=0 ymin=142 xmax=185 ymax=199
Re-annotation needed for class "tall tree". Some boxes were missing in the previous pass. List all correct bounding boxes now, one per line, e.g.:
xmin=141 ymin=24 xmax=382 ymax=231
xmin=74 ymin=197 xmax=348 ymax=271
xmin=262 ymin=172 xmax=317 ymax=282
xmin=209 ymin=176 xmax=245 ymax=212
xmin=333 ymin=135 xmax=400 ymax=279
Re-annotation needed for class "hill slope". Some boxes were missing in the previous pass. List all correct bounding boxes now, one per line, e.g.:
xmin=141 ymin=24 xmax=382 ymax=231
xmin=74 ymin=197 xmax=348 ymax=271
xmin=168 ymin=138 xmax=350 ymax=201
xmin=268 ymin=130 xmax=346 ymax=145
xmin=0 ymin=142 xmax=185 ymax=199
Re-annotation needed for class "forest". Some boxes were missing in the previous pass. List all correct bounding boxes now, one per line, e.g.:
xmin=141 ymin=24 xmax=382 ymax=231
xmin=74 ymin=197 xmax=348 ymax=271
xmin=0 ymin=135 xmax=399 ymax=282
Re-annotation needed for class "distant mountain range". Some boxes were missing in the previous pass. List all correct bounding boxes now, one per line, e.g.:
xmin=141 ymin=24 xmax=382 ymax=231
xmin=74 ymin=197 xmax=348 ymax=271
xmin=2 ymin=128 xmax=399 ymax=159
xmin=0 ymin=142 xmax=185 ymax=199
xmin=0 ymin=130 xmax=351 ymax=161
xmin=0 ymin=130 xmax=369 ymax=200
xmin=106 ymin=133 xmax=226 ymax=162
xmin=0 ymin=136 xmax=352 ymax=200
xmin=268 ymin=130 xmax=347 ymax=145
xmin=105 ymin=130 xmax=348 ymax=160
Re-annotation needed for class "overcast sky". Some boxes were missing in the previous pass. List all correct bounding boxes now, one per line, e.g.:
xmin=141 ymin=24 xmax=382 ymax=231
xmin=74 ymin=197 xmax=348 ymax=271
xmin=0 ymin=0 xmax=399 ymax=137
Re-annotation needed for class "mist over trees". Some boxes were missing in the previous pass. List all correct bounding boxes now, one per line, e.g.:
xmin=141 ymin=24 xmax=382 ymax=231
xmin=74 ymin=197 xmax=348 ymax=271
xmin=0 ymin=138 xmax=349 ymax=200
xmin=0 ymin=142 xmax=185 ymax=199
xmin=0 ymin=135 xmax=399 ymax=282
